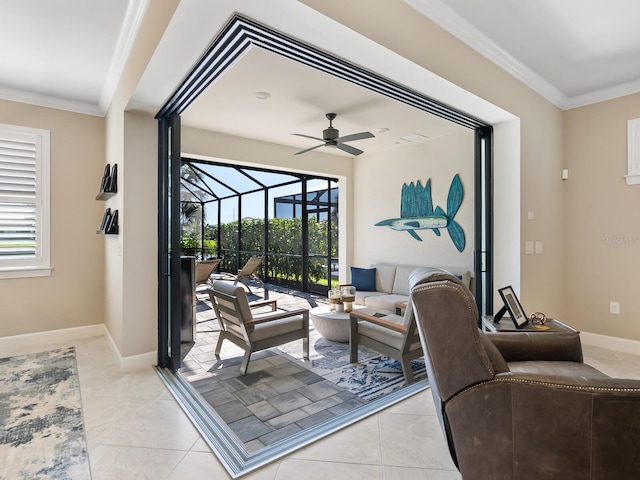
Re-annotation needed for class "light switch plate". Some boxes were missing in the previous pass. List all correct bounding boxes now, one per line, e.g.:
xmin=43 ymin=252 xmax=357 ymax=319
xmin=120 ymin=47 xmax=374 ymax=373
xmin=535 ymin=241 xmax=543 ymax=254
xmin=525 ymin=241 xmax=534 ymax=254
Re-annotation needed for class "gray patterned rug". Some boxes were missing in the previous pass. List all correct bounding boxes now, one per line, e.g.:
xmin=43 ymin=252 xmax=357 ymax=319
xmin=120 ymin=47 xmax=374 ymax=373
xmin=276 ymin=334 xmax=427 ymax=401
xmin=0 ymin=347 xmax=91 ymax=480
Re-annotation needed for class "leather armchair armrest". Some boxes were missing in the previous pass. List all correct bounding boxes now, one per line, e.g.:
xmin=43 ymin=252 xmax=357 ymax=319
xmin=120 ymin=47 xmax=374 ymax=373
xmin=485 ymin=331 xmax=583 ymax=363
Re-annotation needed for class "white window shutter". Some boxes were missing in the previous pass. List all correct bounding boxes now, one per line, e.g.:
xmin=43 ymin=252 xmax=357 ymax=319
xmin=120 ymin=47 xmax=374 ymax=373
xmin=0 ymin=124 xmax=50 ymax=277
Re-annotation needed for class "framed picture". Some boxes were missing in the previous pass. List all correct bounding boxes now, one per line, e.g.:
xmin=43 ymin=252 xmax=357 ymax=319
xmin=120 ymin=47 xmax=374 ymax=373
xmin=498 ymin=286 xmax=528 ymax=328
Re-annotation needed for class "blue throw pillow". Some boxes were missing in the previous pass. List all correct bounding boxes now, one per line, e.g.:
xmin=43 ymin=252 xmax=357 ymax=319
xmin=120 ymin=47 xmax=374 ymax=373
xmin=350 ymin=267 xmax=377 ymax=291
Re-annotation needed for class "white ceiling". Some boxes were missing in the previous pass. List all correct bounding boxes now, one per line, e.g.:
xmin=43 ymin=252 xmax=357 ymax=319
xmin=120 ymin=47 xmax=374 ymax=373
xmin=1 ymin=0 xmax=639 ymax=147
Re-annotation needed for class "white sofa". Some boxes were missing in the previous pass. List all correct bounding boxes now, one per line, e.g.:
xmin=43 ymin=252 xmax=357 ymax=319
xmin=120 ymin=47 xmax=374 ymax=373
xmin=352 ymin=263 xmax=473 ymax=314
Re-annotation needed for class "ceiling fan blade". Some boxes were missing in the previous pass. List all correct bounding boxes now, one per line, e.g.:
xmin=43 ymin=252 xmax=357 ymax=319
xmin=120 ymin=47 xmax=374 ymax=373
xmin=336 ymin=131 xmax=374 ymax=143
xmin=292 ymin=133 xmax=325 ymax=142
xmin=295 ymin=143 xmax=325 ymax=155
xmin=336 ymin=142 xmax=364 ymax=156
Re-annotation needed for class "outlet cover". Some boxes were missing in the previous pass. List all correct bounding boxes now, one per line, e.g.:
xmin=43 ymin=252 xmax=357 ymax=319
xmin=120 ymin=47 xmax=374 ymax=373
xmin=535 ymin=241 xmax=543 ymax=254
xmin=610 ymin=301 xmax=620 ymax=314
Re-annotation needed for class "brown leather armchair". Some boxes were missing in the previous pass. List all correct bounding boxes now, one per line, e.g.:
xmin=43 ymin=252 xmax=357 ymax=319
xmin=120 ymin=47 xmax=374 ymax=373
xmin=408 ymin=270 xmax=640 ymax=480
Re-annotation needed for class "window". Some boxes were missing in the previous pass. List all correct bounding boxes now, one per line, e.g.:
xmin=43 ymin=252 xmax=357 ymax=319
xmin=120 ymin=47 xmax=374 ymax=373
xmin=0 ymin=123 xmax=51 ymax=278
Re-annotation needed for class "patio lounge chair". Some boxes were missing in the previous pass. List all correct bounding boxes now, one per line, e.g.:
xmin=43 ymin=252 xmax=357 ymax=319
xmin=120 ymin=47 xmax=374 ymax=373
xmin=208 ymin=280 xmax=309 ymax=375
xmin=218 ymin=256 xmax=265 ymax=293
xmin=195 ymin=259 xmax=221 ymax=286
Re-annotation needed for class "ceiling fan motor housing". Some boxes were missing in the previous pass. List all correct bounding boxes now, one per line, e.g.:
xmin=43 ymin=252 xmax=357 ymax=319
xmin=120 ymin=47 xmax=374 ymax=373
xmin=323 ymin=127 xmax=339 ymax=141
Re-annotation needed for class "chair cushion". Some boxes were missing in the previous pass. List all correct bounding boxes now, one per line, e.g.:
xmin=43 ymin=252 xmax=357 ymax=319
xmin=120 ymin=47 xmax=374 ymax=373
xmin=249 ymin=314 xmax=306 ymax=342
xmin=357 ymin=313 xmax=406 ymax=350
xmin=351 ymin=266 xmax=377 ymax=291
xmin=212 ymin=280 xmax=253 ymax=321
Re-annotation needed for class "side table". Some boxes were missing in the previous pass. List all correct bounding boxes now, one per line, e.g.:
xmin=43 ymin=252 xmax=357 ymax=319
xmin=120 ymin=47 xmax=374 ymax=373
xmin=481 ymin=316 xmax=579 ymax=333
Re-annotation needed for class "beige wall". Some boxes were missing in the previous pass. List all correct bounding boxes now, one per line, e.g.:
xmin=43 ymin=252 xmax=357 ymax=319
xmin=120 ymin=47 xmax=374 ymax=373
xmin=564 ymin=93 xmax=640 ymax=339
xmin=354 ymin=129 xmax=475 ymax=270
xmin=102 ymin=0 xmax=179 ymax=362
xmin=5 ymin=0 xmax=639 ymax=355
xmin=121 ymin=112 xmax=158 ymax=357
xmin=301 ymin=0 xmax=566 ymax=318
xmin=0 ymin=99 xmax=105 ymax=336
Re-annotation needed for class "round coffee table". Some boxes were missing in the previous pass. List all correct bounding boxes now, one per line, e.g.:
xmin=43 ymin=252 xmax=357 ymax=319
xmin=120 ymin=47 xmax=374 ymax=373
xmin=309 ymin=304 xmax=365 ymax=342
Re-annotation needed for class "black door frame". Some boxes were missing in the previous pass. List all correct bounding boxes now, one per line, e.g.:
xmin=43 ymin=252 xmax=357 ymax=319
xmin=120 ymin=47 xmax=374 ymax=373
xmin=156 ymin=14 xmax=493 ymax=368
xmin=157 ymin=114 xmax=182 ymax=370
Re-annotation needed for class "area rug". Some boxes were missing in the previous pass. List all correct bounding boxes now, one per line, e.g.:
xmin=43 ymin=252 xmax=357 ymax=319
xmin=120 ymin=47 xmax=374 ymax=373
xmin=0 ymin=347 xmax=92 ymax=480
xmin=276 ymin=331 xmax=427 ymax=401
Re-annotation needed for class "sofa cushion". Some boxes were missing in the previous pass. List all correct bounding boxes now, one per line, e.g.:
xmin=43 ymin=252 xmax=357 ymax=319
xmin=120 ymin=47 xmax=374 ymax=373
xmin=355 ymin=290 xmax=387 ymax=306
xmin=392 ymin=266 xmax=418 ymax=296
xmin=365 ymin=293 xmax=408 ymax=313
xmin=374 ymin=264 xmax=396 ymax=293
xmin=351 ymin=266 xmax=377 ymax=291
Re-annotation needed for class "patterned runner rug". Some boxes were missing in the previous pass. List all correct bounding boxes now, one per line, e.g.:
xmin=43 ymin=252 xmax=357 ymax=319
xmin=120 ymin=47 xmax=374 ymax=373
xmin=0 ymin=347 xmax=91 ymax=480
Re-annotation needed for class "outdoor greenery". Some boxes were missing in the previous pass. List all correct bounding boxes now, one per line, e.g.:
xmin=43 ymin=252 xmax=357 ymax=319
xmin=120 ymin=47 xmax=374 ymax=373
xmin=181 ymin=214 xmax=338 ymax=286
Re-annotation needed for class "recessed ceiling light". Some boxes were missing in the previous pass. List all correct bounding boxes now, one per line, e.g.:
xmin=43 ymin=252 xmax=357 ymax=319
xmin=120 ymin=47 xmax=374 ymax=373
xmin=255 ymin=91 xmax=271 ymax=100
xmin=400 ymin=133 xmax=428 ymax=143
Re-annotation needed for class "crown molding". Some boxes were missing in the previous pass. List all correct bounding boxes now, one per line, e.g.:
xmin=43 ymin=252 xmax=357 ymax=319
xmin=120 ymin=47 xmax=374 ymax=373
xmin=0 ymin=0 xmax=148 ymax=117
xmin=0 ymin=86 xmax=103 ymax=116
xmin=563 ymin=78 xmax=640 ymax=110
xmin=405 ymin=0 xmax=640 ymax=111
xmin=404 ymin=0 xmax=568 ymax=108
xmin=99 ymin=0 xmax=149 ymax=113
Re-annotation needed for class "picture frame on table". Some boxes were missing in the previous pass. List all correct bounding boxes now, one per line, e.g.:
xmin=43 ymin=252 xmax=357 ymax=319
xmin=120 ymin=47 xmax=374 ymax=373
xmin=497 ymin=285 xmax=528 ymax=329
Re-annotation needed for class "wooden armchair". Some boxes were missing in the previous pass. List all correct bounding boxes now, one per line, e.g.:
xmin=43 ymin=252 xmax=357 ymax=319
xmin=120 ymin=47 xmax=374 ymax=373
xmin=208 ymin=280 xmax=309 ymax=375
xmin=349 ymin=307 xmax=423 ymax=384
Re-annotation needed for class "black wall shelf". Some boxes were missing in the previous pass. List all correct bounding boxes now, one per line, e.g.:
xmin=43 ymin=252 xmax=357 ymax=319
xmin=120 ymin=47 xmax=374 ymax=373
xmin=97 ymin=208 xmax=118 ymax=235
xmin=96 ymin=163 xmax=117 ymax=200
xmin=96 ymin=163 xmax=119 ymax=235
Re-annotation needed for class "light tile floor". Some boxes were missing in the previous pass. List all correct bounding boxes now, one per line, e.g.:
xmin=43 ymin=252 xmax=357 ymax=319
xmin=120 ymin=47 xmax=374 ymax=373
xmin=6 ymin=335 xmax=640 ymax=479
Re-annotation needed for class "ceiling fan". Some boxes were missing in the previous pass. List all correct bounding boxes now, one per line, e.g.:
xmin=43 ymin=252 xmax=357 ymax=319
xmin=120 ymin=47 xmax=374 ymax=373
xmin=293 ymin=113 xmax=374 ymax=156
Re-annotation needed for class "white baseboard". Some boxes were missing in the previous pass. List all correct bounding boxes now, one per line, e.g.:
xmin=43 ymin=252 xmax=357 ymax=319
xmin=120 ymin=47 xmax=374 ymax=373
xmin=103 ymin=328 xmax=157 ymax=373
xmin=0 ymin=324 xmax=157 ymax=372
xmin=580 ymin=331 xmax=640 ymax=356
xmin=0 ymin=324 xmax=105 ymax=353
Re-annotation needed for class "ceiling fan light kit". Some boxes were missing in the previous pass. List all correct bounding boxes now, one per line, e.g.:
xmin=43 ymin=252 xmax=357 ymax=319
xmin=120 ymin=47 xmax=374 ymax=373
xmin=293 ymin=113 xmax=374 ymax=156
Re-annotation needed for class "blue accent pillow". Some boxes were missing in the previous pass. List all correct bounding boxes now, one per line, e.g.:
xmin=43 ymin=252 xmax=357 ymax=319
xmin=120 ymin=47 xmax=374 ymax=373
xmin=350 ymin=267 xmax=377 ymax=291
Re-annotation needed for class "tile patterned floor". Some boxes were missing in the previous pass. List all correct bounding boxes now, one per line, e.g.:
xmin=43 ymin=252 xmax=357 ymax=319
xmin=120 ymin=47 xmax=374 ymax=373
xmin=181 ymin=283 xmax=368 ymax=451
xmin=5 ymin=318 xmax=640 ymax=478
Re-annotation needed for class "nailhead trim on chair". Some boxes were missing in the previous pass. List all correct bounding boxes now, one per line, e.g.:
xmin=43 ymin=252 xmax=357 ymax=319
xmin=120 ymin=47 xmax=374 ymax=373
xmin=453 ymin=376 xmax=640 ymax=401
